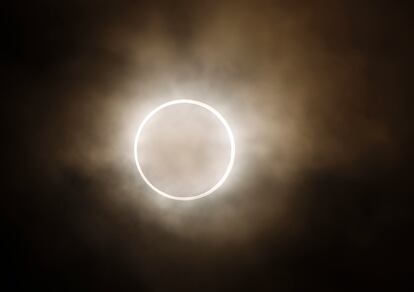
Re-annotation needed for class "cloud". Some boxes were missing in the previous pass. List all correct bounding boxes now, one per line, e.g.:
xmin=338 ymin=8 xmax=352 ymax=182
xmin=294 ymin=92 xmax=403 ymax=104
xmin=6 ymin=0 xmax=411 ymax=290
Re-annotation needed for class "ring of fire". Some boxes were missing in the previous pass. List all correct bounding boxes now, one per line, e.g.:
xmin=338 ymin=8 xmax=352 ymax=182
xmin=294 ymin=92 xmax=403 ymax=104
xmin=134 ymin=99 xmax=235 ymax=201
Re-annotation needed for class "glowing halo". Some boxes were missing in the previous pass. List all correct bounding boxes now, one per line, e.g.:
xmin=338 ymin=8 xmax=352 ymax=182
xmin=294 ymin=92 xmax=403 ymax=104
xmin=134 ymin=99 xmax=235 ymax=201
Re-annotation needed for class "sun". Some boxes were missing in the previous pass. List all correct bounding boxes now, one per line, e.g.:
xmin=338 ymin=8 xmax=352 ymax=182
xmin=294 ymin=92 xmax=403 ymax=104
xmin=134 ymin=99 xmax=235 ymax=201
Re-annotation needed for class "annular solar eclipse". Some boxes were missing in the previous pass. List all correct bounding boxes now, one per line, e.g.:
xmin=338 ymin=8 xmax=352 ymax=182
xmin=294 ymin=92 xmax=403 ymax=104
xmin=134 ymin=99 xmax=235 ymax=201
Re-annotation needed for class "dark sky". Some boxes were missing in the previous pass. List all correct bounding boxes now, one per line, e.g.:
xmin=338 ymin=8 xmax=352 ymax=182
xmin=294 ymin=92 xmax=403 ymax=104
xmin=3 ymin=0 xmax=413 ymax=291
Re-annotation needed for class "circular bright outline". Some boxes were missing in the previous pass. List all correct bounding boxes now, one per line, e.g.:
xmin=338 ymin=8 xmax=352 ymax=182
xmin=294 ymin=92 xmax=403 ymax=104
xmin=134 ymin=99 xmax=235 ymax=201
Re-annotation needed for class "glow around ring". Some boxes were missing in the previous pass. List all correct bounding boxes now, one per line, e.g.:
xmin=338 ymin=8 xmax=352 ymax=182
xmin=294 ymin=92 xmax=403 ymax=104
xmin=134 ymin=99 xmax=235 ymax=201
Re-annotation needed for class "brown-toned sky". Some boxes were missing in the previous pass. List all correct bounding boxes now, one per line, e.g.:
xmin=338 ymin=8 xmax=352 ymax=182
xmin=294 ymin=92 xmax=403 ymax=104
xmin=3 ymin=0 xmax=413 ymax=291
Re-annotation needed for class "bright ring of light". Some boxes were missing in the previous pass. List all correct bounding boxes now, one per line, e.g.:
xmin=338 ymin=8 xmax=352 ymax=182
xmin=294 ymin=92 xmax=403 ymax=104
xmin=134 ymin=99 xmax=235 ymax=201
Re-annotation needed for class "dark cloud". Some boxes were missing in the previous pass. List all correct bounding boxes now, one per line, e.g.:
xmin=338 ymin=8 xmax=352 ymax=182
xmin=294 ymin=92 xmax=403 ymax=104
xmin=3 ymin=0 xmax=413 ymax=291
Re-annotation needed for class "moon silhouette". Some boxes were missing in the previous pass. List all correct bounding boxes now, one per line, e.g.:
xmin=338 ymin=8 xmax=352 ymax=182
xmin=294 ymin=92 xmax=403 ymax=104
xmin=134 ymin=99 xmax=235 ymax=201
